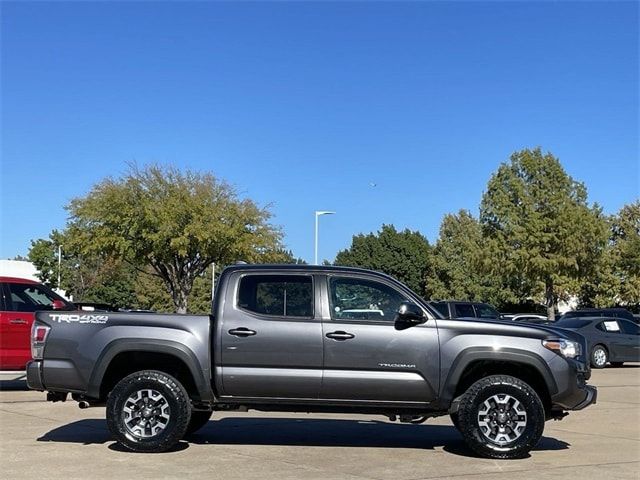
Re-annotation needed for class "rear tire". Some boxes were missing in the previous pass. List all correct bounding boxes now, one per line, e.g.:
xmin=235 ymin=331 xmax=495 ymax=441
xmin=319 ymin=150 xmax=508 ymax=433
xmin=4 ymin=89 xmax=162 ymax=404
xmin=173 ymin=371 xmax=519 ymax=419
xmin=185 ymin=410 xmax=213 ymax=436
xmin=106 ymin=370 xmax=191 ymax=453
xmin=591 ymin=345 xmax=608 ymax=369
xmin=456 ymin=375 xmax=545 ymax=459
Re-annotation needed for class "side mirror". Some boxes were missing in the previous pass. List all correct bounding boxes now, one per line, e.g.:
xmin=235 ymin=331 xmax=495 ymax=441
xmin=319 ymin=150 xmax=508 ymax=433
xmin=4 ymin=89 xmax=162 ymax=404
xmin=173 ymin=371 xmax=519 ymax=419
xmin=396 ymin=302 xmax=425 ymax=323
xmin=52 ymin=300 xmax=67 ymax=310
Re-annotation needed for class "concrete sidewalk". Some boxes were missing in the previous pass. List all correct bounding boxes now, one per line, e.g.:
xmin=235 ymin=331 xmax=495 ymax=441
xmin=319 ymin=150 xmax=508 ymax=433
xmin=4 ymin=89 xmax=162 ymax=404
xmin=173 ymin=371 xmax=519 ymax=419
xmin=1 ymin=366 xmax=638 ymax=480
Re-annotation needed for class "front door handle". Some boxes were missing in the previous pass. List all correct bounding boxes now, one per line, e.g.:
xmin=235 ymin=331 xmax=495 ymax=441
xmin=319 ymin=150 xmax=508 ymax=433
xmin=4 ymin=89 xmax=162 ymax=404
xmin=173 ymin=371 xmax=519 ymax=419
xmin=228 ymin=327 xmax=257 ymax=337
xmin=326 ymin=331 xmax=355 ymax=341
xmin=10 ymin=319 xmax=27 ymax=325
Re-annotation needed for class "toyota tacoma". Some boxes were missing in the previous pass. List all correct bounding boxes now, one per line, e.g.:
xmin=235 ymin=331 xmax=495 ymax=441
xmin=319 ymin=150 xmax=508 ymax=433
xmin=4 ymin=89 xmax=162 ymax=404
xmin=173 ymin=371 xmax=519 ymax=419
xmin=27 ymin=264 xmax=596 ymax=459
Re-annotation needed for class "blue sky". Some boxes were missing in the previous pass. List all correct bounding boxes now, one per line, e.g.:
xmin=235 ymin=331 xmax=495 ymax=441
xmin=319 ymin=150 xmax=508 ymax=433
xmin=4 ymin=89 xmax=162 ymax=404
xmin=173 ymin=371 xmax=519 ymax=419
xmin=1 ymin=1 xmax=638 ymax=263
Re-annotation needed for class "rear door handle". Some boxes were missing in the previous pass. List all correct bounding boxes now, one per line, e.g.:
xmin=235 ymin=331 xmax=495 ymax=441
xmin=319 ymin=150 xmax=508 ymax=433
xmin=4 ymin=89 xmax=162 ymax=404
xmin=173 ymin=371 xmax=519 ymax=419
xmin=228 ymin=327 xmax=257 ymax=337
xmin=10 ymin=319 xmax=27 ymax=325
xmin=326 ymin=331 xmax=355 ymax=341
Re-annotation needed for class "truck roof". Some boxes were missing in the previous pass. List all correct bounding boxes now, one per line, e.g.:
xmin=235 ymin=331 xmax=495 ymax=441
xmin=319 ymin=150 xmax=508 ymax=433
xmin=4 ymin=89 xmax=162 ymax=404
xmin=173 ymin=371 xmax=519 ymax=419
xmin=225 ymin=263 xmax=392 ymax=278
xmin=223 ymin=264 xmax=399 ymax=281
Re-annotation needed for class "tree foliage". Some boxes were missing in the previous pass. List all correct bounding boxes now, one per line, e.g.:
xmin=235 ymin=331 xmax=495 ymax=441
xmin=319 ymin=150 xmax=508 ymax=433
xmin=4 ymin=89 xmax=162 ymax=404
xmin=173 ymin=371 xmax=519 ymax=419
xmin=28 ymin=229 xmax=137 ymax=307
xmin=424 ymin=210 xmax=508 ymax=304
xmin=479 ymin=148 xmax=608 ymax=319
xmin=66 ymin=164 xmax=284 ymax=313
xmin=580 ymin=201 xmax=640 ymax=308
xmin=334 ymin=224 xmax=431 ymax=293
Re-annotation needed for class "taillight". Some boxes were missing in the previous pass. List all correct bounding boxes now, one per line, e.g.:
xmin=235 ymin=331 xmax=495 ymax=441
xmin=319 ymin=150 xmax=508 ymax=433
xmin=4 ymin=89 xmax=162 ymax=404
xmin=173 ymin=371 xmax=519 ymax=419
xmin=31 ymin=323 xmax=51 ymax=359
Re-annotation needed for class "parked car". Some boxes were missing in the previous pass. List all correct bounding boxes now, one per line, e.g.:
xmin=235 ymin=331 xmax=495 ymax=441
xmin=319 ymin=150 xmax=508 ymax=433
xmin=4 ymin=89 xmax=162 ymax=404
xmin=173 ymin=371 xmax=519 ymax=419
xmin=559 ymin=308 xmax=637 ymax=323
xmin=508 ymin=314 xmax=549 ymax=324
xmin=28 ymin=264 xmax=596 ymax=459
xmin=0 ymin=277 xmax=74 ymax=370
xmin=428 ymin=300 xmax=501 ymax=320
xmin=554 ymin=316 xmax=640 ymax=368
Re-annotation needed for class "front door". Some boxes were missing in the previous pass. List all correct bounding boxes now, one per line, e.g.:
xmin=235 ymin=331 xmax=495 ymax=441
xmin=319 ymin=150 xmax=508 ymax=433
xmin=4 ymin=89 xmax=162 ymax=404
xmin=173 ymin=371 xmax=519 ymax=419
xmin=321 ymin=274 xmax=439 ymax=404
xmin=219 ymin=272 xmax=323 ymax=399
xmin=0 ymin=282 xmax=38 ymax=370
xmin=619 ymin=320 xmax=640 ymax=361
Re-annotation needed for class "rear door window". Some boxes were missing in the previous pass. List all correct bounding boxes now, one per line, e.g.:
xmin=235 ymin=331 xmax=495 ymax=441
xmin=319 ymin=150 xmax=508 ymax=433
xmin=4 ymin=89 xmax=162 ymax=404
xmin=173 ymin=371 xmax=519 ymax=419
xmin=237 ymin=275 xmax=313 ymax=318
xmin=454 ymin=304 xmax=476 ymax=318
xmin=598 ymin=320 xmax=621 ymax=333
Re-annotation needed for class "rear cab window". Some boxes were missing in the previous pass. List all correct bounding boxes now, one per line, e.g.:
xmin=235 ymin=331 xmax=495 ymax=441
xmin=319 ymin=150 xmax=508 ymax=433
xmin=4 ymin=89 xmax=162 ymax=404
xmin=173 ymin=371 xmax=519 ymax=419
xmin=237 ymin=274 xmax=313 ymax=318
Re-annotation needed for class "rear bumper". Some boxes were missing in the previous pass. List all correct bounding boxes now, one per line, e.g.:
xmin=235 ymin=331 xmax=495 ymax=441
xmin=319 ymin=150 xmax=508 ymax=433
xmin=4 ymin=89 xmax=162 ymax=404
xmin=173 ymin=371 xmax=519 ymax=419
xmin=26 ymin=360 xmax=44 ymax=391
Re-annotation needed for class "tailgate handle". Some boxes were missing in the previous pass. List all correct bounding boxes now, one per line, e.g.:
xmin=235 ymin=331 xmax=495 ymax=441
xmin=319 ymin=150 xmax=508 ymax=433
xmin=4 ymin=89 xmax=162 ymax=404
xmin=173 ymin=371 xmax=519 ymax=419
xmin=10 ymin=319 xmax=28 ymax=325
xmin=228 ymin=327 xmax=257 ymax=337
xmin=326 ymin=331 xmax=355 ymax=341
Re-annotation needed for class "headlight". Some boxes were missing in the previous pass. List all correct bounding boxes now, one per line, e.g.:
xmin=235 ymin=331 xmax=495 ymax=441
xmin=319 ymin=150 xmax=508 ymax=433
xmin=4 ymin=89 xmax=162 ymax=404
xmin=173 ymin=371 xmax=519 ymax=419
xmin=543 ymin=339 xmax=581 ymax=359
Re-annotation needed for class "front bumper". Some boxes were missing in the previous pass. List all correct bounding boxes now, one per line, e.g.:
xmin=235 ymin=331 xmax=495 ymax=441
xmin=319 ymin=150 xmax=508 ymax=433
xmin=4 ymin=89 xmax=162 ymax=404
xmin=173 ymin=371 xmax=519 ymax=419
xmin=573 ymin=384 xmax=597 ymax=410
xmin=550 ymin=355 xmax=597 ymax=411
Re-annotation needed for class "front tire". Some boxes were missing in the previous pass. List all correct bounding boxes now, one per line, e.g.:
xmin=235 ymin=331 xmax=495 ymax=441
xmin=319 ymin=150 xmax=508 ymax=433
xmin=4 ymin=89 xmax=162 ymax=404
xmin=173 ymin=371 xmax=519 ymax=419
xmin=456 ymin=375 xmax=545 ymax=459
xmin=591 ymin=345 xmax=608 ymax=369
xmin=106 ymin=370 xmax=191 ymax=453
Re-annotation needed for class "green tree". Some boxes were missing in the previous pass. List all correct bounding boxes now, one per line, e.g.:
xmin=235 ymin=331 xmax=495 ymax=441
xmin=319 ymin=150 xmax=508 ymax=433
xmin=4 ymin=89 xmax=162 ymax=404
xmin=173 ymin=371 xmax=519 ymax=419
xmin=28 ymin=229 xmax=137 ymax=307
xmin=67 ymin=164 xmax=283 ymax=313
xmin=334 ymin=224 xmax=431 ymax=293
xmin=424 ymin=210 xmax=510 ymax=305
xmin=480 ymin=148 xmax=607 ymax=319
xmin=611 ymin=201 xmax=640 ymax=307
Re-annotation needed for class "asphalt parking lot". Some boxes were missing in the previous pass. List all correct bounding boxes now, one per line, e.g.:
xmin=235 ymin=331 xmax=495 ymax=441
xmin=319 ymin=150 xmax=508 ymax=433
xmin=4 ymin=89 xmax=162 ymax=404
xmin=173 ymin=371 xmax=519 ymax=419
xmin=1 ymin=366 xmax=638 ymax=480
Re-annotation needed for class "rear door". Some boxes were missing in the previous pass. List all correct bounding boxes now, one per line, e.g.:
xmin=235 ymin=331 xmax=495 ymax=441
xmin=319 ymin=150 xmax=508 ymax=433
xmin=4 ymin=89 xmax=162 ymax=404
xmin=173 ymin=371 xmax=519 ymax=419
xmin=218 ymin=272 xmax=323 ymax=399
xmin=320 ymin=274 xmax=439 ymax=403
xmin=596 ymin=320 xmax=627 ymax=361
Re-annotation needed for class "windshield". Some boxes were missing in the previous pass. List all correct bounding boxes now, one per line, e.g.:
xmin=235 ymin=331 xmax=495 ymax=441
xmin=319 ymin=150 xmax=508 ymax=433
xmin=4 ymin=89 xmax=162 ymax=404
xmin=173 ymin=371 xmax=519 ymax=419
xmin=555 ymin=319 xmax=591 ymax=329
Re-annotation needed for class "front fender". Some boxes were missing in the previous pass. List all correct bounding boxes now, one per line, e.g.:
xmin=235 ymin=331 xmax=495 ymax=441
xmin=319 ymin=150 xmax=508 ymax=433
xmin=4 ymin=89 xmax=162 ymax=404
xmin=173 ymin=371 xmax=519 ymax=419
xmin=440 ymin=346 xmax=558 ymax=406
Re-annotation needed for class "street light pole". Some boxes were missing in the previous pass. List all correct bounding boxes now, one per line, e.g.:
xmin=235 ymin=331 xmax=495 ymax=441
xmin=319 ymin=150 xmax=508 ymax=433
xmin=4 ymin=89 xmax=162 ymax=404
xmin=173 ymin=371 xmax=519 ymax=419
xmin=57 ymin=245 xmax=62 ymax=289
xmin=314 ymin=211 xmax=335 ymax=265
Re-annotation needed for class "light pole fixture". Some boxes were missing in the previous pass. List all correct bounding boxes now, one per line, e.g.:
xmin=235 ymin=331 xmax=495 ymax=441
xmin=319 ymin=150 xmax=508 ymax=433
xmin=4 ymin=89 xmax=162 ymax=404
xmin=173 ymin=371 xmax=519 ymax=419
xmin=57 ymin=245 xmax=63 ymax=289
xmin=314 ymin=211 xmax=335 ymax=265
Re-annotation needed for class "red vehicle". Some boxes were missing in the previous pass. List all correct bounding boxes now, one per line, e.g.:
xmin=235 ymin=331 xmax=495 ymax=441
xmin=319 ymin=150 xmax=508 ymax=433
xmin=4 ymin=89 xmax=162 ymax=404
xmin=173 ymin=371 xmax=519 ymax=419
xmin=0 ymin=277 xmax=73 ymax=370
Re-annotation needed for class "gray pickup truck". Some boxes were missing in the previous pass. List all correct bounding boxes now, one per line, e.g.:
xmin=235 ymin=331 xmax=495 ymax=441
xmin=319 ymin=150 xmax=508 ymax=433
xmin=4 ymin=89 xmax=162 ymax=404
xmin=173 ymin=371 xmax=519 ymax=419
xmin=27 ymin=264 xmax=596 ymax=459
